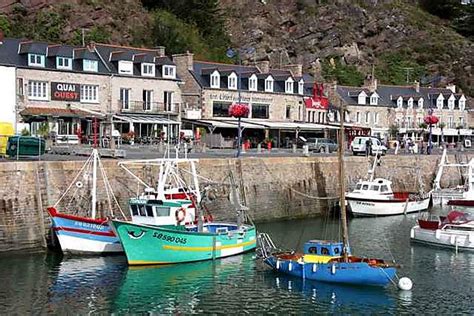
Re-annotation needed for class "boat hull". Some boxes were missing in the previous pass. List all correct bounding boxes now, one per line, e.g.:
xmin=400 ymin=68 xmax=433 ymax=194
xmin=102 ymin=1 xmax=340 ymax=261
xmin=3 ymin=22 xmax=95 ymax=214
xmin=446 ymin=199 xmax=474 ymax=206
xmin=347 ymin=196 xmax=430 ymax=216
xmin=111 ymin=220 xmax=257 ymax=265
xmin=48 ymin=208 xmax=123 ymax=254
xmin=264 ymin=257 xmax=396 ymax=286
xmin=410 ymin=225 xmax=474 ymax=251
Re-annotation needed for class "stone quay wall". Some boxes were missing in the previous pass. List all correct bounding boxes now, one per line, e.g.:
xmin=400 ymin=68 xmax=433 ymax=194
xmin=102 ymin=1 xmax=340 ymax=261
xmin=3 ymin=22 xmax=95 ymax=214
xmin=0 ymin=153 xmax=472 ymax=253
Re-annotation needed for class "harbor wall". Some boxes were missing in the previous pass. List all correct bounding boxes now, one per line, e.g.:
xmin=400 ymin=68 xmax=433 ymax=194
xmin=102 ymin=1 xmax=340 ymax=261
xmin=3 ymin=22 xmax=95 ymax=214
xmin=0 ymin=153 xmax=471 ymax=253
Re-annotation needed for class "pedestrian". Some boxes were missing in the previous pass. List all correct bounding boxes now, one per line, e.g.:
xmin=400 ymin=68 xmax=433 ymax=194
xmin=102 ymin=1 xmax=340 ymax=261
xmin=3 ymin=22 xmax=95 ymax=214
xmin=365 ymin=138 xmax=372 ymax=156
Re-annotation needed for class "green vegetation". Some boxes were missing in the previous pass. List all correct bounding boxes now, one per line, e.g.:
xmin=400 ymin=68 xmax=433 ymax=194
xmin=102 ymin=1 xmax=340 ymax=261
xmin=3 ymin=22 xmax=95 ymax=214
xmin=0 ymin=15 xmax=11 ymax=35
xmin=375 ymin=51 xmax=426 ymax=85
xmin=321 ymin=58 xmax=364 ymax=86
xmin=71 ymin=26 xmax=111 ymax=45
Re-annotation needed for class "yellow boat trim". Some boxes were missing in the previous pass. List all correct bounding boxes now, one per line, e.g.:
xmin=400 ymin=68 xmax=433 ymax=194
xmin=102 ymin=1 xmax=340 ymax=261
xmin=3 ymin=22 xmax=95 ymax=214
xmin=162 ymin=239 xmax=256 ymax=252
xmin=128 ymin=260 xmax=170 ymax=265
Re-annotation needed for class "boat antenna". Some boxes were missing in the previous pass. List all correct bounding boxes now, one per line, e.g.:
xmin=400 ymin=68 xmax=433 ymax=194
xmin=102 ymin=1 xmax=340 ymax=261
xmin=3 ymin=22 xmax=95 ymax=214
xmin=338 ymin=99 xmax=350 ymax=262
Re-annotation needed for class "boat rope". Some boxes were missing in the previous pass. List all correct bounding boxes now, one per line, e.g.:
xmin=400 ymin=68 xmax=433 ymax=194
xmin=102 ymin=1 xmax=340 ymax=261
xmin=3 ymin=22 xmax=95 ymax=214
xmin=379 ymin=267 xmax=399 ymax=287
xmin=98 ymin=157 xmax=127 ymax=220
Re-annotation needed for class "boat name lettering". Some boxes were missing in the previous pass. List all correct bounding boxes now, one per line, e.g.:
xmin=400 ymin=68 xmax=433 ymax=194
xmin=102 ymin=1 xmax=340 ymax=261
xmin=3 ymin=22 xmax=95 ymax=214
xmin=152 ymin=232 xmax=187 ymax=244
xmin=74 ymin=221 xmax=105 ymax=230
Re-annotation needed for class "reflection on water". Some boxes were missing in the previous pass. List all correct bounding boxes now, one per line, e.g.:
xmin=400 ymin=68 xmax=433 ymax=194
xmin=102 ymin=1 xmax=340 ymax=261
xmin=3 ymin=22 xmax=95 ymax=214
xmin=0 ymin=209 xmax=473 ymax=314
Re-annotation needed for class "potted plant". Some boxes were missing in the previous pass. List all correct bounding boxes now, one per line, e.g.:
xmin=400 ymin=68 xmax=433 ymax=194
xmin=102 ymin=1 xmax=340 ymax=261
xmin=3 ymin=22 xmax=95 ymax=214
xmin=127 ymin=131 xmax=135 ymax=145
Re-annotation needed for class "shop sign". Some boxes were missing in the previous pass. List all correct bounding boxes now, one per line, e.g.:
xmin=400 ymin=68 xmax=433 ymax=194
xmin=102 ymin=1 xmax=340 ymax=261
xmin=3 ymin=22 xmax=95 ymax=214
xmin=209 ymin=93 xmax=273 ymax=104
xmin=51 ymin=82 xmax=80 ymax=101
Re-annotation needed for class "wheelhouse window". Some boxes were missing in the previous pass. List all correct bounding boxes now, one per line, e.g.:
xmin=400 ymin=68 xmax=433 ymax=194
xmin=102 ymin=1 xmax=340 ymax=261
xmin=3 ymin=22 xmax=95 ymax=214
xmin=370 ymin=185 xmax=380 ymax=191
xmin=28 ymin=54 xmax=45 ymax=67
xmin=362 ymin=184 xmax=369 ymax=190
xmin=56 ymin=57 xmax=72 ymax=70
xmin=120 ymin=88 xmax=130 ymax=110
xmin=83 ymin=59 xmax=98 ymax=72
xmin=28 ymin=81 xmax=48 ymax=100
xmin=251 ymin=104 xmax=269 ymax=119
xmin=80 ymin=85 xmax=99 ymax=103
xmin=163 ymin=65 xmax=176 ymax=79
xmin=380 ymin=185 xmax=389 ymax=192
xmin=156 ymin=207 xmax=170 ymax=217
xmin=355 ymin=184 xmax=362 ymax=190
xmin=212 ymin=101 xmax=231 ymax=117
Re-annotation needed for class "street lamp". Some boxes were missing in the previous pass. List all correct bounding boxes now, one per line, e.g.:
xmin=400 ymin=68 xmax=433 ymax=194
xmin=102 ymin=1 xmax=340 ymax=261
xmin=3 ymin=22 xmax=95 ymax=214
xmin=424 ymin=109 xmax=439 ymax=155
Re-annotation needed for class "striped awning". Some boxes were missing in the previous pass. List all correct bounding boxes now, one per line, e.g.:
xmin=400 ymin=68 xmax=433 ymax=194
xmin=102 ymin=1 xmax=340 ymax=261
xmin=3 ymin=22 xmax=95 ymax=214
xmin=113 ymin=113 xmax=180 ymax=125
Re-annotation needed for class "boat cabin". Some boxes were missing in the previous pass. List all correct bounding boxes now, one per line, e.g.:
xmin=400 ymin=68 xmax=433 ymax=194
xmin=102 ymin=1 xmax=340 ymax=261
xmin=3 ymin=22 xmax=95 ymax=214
xmin=303 ymin=240 xmax=348 ymax=263
xmin=351 ymin=178 xmax=393 ymax=196
xmin=129 ymin=197 xmax=195 ymax=226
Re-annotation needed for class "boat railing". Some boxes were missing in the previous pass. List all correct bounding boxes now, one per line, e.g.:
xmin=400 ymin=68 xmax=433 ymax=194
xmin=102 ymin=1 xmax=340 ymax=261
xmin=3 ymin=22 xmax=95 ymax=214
xmin=256 ymin=233 xmax=279 ymax=259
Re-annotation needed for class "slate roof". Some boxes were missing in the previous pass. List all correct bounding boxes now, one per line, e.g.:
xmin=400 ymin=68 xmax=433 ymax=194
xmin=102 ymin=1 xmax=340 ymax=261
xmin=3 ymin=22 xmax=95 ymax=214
xmin=337 ymin=84 xmax=468 ymax=110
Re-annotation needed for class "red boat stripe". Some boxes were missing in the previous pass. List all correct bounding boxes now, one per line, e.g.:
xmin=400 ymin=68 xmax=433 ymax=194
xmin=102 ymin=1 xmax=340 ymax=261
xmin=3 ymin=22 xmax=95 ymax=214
xmin=54 ymin=226 xmax=116 ymax=237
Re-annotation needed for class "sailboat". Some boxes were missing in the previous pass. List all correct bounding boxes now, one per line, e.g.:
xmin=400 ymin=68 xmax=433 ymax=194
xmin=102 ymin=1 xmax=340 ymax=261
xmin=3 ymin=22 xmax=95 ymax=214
xmin=258 ymin=105 xmax=412 ymax=288
xmin=110 ymin=158 xmax=257 ymax=265
xmin=47 ymin=149 xmax=126 ymax=254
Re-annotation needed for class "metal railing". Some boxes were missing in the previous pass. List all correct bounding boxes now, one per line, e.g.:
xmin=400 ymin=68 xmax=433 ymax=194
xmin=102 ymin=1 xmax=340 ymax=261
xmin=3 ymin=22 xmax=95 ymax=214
xmin=118 ymin=100 xmax=180 ymax=114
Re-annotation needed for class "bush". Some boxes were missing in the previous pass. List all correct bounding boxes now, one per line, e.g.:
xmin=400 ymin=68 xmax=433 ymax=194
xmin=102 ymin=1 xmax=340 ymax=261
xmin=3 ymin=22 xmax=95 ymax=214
xmin=321 ymin=58 xmax=364 ymax=86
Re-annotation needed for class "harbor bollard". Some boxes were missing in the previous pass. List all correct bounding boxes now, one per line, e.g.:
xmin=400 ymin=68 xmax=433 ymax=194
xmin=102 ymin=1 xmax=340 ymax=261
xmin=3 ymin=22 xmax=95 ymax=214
xmin=292 ymin=144 xmax=297 ymax=153
xmin=303 ymin=145 xmax=309 ymax=157
xmin=257 ymin=143 xmax=262 ymax=153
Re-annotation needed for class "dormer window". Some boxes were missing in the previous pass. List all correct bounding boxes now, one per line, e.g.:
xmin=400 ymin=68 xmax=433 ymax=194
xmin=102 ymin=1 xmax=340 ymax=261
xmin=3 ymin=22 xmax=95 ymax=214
xmin=397 ymin=97 xmax=403 ymax=108
xmin=210 ymin=70 xmax=220 ymax=88
xmin=163 ymin=65 xmax=176 ymax=79
xmin=228 ymin=73 xmax=237 ymax=90
xmin=298 ymin=80 xmax=304 ymax=95
xmin=408 ymin=98 xmax=413 ymax=109
xmin=285 ymin=78 xmax=294 ymax=94
xmin=418 ymin=98 xmax=424 ymax=109
xmin=249 ymin=74 xmax=257 ymax=91
xmin=459 ymin=96 xmax=466 ymax=111
xmin=141 ymin=63 xmax=155 ymax=77
xmin=265 ymin=76 xmax=274 ymax=92
xmin=370 ymin=93 xmax=378 ymax=105
xmin=118 ymin=61 xmax=133 ymax=75
xmin=448 ymin=95 xmax=455 ymax=110
xmin=436 ymin=95 xmax=444 ymax=109
xmin=56 ymin=57 xmax=72 ymax=70
xmin=83 ymin=59 xmax=98 ymax=72
xmin=358 ymin=91 xmax=367 ymax=105
xmin=28 ymin=54 xmax=45 ymax=67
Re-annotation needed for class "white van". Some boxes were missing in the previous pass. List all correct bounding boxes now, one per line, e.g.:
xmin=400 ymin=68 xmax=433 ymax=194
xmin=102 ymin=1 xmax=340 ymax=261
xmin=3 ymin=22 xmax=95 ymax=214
xmin=350 ymin=136 xmax=387 ymax=156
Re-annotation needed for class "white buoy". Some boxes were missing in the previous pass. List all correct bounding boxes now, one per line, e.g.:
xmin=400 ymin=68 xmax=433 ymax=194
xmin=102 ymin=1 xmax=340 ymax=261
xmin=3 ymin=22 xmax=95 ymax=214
xmin=398 ymin=277 xmax=413 ymax=291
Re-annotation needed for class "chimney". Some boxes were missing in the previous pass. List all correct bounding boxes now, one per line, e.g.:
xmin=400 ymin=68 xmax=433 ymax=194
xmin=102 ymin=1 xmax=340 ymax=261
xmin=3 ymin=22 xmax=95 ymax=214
xmin=172 ymin=51 xmax=194 ymax=71
xmin=282 ymin=64 xmax=302 ymax=77
xmin=87 ymin=41 xmax=96 ymax=52
xmin=364 ymin=74 xmax=377 ymax=92
xmin=255 ymin=60 xmax=270 ymax=73
xmin=414 ymin=80 xmax=420 ymax=93
xmin=446 ymin=84 xmax=456 ymax=93
xmin=154 ymin=46 xmax=165 ymax=57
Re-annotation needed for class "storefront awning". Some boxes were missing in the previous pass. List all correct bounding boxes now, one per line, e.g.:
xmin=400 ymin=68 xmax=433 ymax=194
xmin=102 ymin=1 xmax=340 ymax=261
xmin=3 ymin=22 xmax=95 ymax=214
xmin=182 ymin=119 xmax=265 ymax=129
xmin=183 ymin=118 xmax=339 ymax=131
xmin=113 ymin=113 xmax=180 ymax=125
xmin=20 ymin=107 xmax=100 ymax=119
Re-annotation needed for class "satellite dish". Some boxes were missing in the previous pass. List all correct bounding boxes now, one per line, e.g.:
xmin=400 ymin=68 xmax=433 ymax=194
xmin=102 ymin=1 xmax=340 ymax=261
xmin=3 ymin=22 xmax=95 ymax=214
xmin=226 ymin=48 xmax=236 ymax=58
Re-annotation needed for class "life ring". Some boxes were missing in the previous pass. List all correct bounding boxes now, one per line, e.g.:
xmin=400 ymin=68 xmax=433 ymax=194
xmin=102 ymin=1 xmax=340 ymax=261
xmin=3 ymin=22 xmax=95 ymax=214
xmin=175 ymin=207 xmax=186 ymax=223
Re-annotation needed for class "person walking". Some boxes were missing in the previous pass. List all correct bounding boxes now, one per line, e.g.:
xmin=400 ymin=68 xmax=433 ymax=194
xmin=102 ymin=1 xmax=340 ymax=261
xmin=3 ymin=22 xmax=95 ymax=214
xmin=365 ymin=138 xmax=372 ymax=156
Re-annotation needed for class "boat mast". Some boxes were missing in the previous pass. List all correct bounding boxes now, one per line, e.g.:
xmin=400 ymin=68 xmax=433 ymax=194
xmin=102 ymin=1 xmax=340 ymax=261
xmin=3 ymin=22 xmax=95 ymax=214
xmin=91 ymin=149 xmax=98 ymax=219
xmin=338 ymin=101 xmax=349 ymax=261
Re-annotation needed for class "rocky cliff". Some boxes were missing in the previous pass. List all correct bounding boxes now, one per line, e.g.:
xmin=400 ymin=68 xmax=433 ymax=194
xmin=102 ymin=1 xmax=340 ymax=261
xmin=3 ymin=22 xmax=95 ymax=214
xmin=1 ymin=0 xmax=472 ymax=94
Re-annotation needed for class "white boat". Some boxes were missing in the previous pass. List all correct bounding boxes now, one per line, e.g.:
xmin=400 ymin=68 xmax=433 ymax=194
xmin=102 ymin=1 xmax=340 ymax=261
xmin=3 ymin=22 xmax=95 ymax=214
xmin=346 ymin=178 xmax=430 ymax=216
xmin=410 ymin=210 xmax=474 ymax=251
xmin=432 ymin=149 xmax=474 ymax=207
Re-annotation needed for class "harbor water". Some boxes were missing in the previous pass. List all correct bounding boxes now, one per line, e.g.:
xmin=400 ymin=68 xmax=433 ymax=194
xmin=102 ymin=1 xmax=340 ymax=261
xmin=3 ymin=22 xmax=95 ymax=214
xmin=0 ymin=211 xmax=472 ymax=314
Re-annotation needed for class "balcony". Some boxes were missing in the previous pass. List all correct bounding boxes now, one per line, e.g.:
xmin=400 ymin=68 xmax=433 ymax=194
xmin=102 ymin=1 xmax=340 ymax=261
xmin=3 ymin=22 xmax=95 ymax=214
xmin=118 ymin=100 xmax=179 ymax=114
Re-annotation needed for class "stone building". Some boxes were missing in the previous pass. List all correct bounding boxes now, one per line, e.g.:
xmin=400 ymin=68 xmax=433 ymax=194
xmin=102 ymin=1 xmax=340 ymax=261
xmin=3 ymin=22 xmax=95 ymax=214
xmin=333 ymin=76 xmax=470 ymax=144
xmin=0 ymin=38 xmax=182 ymax=143
xmin=172 ymin=52 xmax=327 ymax=147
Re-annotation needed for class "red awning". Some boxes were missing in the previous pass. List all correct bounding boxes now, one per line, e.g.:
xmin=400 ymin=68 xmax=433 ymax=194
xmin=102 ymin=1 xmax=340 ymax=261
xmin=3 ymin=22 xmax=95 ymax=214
xmin=20 ymin=107 xmax=101 ymax=119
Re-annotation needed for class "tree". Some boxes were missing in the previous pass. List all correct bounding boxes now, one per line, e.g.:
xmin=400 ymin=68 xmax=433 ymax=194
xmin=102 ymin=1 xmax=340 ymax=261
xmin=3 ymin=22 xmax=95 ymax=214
xmin=419 ymin=0 xmax=461 ymax=20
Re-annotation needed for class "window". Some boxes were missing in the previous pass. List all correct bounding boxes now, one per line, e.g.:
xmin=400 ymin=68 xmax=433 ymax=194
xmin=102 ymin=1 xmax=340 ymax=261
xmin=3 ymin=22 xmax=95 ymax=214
xmin=459 ymin=117 xmax=464 ymax=127
xmin=251 ymin=104 xmax=269 ymax=119
xmin=448 ymin=96 xmax=455 ymax=110
xmin=417 ymin=117 xmax=422 ymax=126
xmin=210 ymin=71 xmax=220 ymax=88
xmin=374 ymin=113 xmax=379 ymax=124
xmin=163 ymin=65 xmax=176 ymax=79
xmin=362 ymin=184 xmax=369 ymax=190
xmin=212 ymin=101 xmax=231 ymax=117
xmin=298 ymin=80 xmax=304 ymax=95
xmin=448 ymin=116 xmax=454 ymax=128
xmin=56 ymin=57 xmax=72 ymax=70
xmin=358 ymin=92 xmax=367 ymax=105
xmin=228 ymin=73 xmax=237 ymax=90
xmin=365 ymin=112 xmax=370 ymax=124
xmin=80 ymin=85 xmax=98 ymax=103
xmin=143 ymin=90 xmax=153 ymax=111
xmin=356 ymin=112 xmax=361 ymax=123
xmin=380 ymin=185 xmax=389 ymax=192
xmin=264 ymin=77 xmax=273 ymax=92
xmin=131 ymin=205 xmax=139 ymax=216
xmin=408 ymin=98 xmax=413 ymax=108
xmin=17 ymin=78 xmax=24 ymax=96
xmin=286 ymin=105 xmax=291 ymax=119
xmin=355 ymin=184 xmax=362 ymax=190
xmin=285 ymin=78 xmax=294 ymax=94
xmin=28 ymin=54 xmax=45 ymax=67
xmin=407 ymin=117 xmax=413 ymax=128
xmin=145 ymin=205 xmax=154 ymax=217
xmin=118 ymin=61 xmax=133 ymax=74
xmin=120 ymin=88 xmax=130 ymax=110
xmin=28 ymin=81 xmax=48 ymax=100
xmin=436 ymin=95 xmax=444 ymax=109
xmin=397 ymin=97 xmax=403 ymax=108
xmin=459 ymin=97 xmax=466 ymax=111
xmin=249 ymin=75 xmax=257 ymax=91
xmin=164 ymin=91 xmax=173 ymax=112
xmin=141 ymin=63 xmax=155 ymax=77
xmin=83 ymin=59 xmax=98 ymax=72
xmin=370 ymin=185 xmax=380 ymax=191
xmin=418 ymin=98 xmax=424 ymax=109
xmin=139 ymin=205 xmax=147 ymax=216
xmin=370 ymin=94 xmax=378 ymax=105
xmin=156 ymin=207 xmax=170 ymax=217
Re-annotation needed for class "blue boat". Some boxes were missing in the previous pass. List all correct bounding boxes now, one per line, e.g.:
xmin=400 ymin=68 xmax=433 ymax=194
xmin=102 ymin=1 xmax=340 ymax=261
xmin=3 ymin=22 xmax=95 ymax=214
xmin=262 ymin=239 xmax=397 ymax=286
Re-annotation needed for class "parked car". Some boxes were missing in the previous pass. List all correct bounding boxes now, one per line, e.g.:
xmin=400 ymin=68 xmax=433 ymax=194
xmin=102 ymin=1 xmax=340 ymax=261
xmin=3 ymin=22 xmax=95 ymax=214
xmin=306 ymin=138 xmax=338 ymax=153
xmin=350 ymin=136 xmax=387 ymax=156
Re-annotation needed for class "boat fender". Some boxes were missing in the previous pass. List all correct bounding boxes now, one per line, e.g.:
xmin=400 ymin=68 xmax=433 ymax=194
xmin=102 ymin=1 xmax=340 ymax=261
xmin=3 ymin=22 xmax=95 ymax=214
xmin=435 ymin=230 xmax=441 ymax=240
xmin=398 ymin=277 xmax=413 ymax=291
xmin=289 ymin=262 xmax=293 ymax=271
xmin=331 ymin=264 xmax=336 ymax=275
xmin=450 ymin=235 xmax=456 ymax=245
xmin=175 ymin=207 xmax=186 ymax=224
xmin=410 ymin=228 xmax=415 ymax=239
xmin=276 ymin=260 xmax=280 ymax=270
xmin=312 ymin=264 xmax=317 ymax=273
